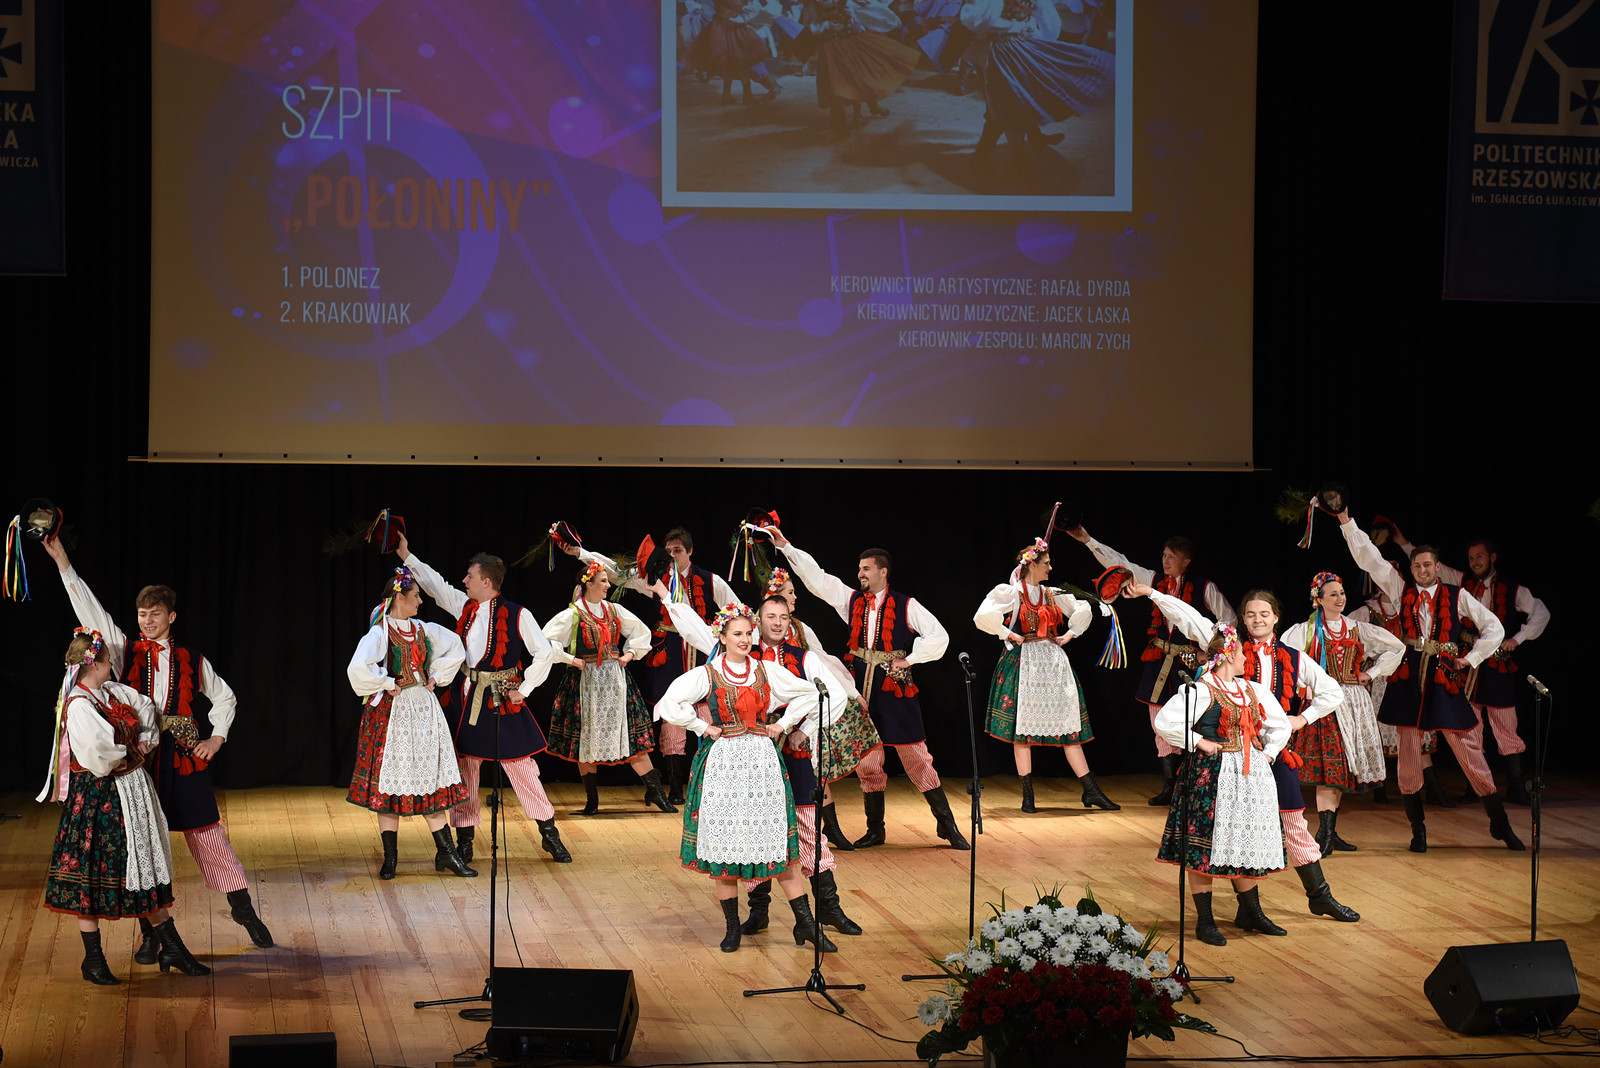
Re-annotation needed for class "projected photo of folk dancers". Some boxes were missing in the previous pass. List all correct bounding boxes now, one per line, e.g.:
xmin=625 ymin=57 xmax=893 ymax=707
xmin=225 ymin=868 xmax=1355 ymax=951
xmin=662 ymin=0 xmax=1131 ymax=211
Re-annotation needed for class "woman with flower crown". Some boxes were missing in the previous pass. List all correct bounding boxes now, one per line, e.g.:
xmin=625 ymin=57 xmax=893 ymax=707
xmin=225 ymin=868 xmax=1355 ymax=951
xmin=1150 ymin=625 xmax=1290 ymax=947
xmin=973 ymin=537 xmax=1120 ymax=813
xmin=1280 ymin=571 xmax=1404 ymax=855
xmin=43 ymin=627 xmax=210 ymax=984
xmin=654 ymin=601 xmax=833 ymax=954
xmin=543 ymin=558 xmax=675 ymax=815
xmin=347 ymin=567 xmax=477 ymax=880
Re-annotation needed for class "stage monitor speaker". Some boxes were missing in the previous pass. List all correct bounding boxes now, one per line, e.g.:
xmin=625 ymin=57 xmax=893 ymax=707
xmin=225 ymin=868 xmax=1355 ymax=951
xmin=487 ymin=966 xmax=638 ymax=1063
xmin=229 ymin=1032 xmax=335 ymax=1066
xmin=1424 ymin=940 xmax=1579 ymax=1035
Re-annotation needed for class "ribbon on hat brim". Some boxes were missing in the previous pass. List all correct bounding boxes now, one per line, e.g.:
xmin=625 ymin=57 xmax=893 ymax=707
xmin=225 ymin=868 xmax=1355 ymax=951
xmin=36 ymin=668 xmax=76 ymax=802
xmin=1296 ymin=503 xmax=1315 ymax=550
xmin=4 ymin=516 xmax=30 ymax=603
xmin=1098 ymin=605 xmax=1127 ymax=669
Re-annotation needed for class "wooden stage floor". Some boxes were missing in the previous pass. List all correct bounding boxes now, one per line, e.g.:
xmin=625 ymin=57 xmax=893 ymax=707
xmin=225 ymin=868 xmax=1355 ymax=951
xmin=1 ymin=774 xmax=1596 ymax=1067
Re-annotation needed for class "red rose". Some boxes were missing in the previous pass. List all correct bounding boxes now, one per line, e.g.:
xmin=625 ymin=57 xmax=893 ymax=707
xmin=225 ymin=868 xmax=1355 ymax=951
xmin=1138 ymin=979 xmax=1155 ymax=997
xmin=101 ymin=801 xmax=113 ymax=813
xmin=1097 ymin=1006 xmax=1121 ymax=1028
xmin=982 ymin=1006 xmax=1004 ymax=1026
xmin=1160 ymin=1001 xmax=1178 ymax=1021
xmin=1065 ymin=1009 xmax=1088 ymax=1030
xmin=1031 ymin=960 xmax=1051 ymax=977
xmin=1045 ymin=1019 xmax=1069 ymax=1039
xmin=962 ymin=991 xmax=981 ymax=1009
xmin=1036 ymin=1001 xmax=1056 ymax=1021
xmin=959 ymin=1012 xmax=979 ymax=1031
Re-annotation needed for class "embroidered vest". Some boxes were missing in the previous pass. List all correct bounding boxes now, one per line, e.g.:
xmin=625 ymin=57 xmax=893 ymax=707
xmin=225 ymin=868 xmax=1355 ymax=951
xmin=67 ymin=688 xmax=146 ymax=776
xmin=1007 ymin=584 xmax=1064 ymax=640
xmin=1192 ymin=680 xmax=1270 ymax=767
xmin=457 ymin=596 xmax=530 ymax=671
xmin=704 ymin=661 xmax=772 ymax=730
xmin=1306 ymin=615 xmax=1365 ymax=685
xmin=1143 ymin=571 xmax=1208 ymax=660
xmin=1391 ymin=583 xmax=1466 ymax=693
xmin=1244 ymin=637 xmax=1303 ymax=715
xmin=571 ymin=599 xmax=624 ymax=662
xmin=124 ymin=639 xmax=207 ymax=720
xmin=647 ymin=564 xmax=715 ymax=668
xmin=843 ymin=588 xmax=920 ymax=699
xmin=1462 ymin=574 xmax=1522 ymax=674
xmin=387 ymin=622 xmax=434 ymax=685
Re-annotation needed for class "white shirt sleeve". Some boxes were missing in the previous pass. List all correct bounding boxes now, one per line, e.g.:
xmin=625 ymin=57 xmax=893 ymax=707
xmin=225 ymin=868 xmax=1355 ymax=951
xmin=1204 ymin=583 xmax=1237 ymax=626
xmin=1082 ymin=537 xmax=1156 ymax=587
xmin=578 ymin=547 xmax=647 ymax=594
xmin=1341 ymin=522 xmax=1404 ymax=606
xmin=961 ymin=0 xmax=1033 ymax=35
xmin=1147 ymin=590 xmax=1216 ymax=645
xmin=663 ymin=599 xmax=718 ymax=657
xmin=1060 ymin=593 xmax=1094 ymax=637
xmin=764 ymin=661 xmax=821 ymax=731
xmin=198 ymin=657 xmax=238 ymax=739
xmin=778 ymin=543 xmax=855 ymax=624
xmin=424 ymin=622 xmax=467 ymax=686
xmin=904 ymin=597 xmax=949 ymax=665
xmin=59 ymin=567 xmax=129 ymax=680
xmin=800 ymin=620 xmax=861 ymax=699
xmin=401 ymin=553 xmax=467 ymax=620
xmin=616 ymin=603 xmax=654 ymax=659
xmin=348 ymin=624 xmax=398 ymax=703
xmin=542 ymin=606 xmax=581 ymax=667
xmin=107 ymin=682 xmax=162 ymax=748
xmin=64 ymin=694 xmax=126 ymax=777
xmin=1249 ymin=680 xmax=1292 ymax=759
xmin=655 ymin=667 xmax=714 ymax=733
xmin=1152 ymin=684 xmax=1207 ymax=752
xmin=1455 ymin=590 xmax=1505 ymax=668
xmin=1295 ymin=651 xmax=1343 ymax=724
xmin=973 ymin=583 xmax=1021 ymax=643
xmin=1355 ymin=619 xmax=1405 ymax=679
xmin=517 ymin=607 xmax=555 ymax=696
xmin=710 ymin=574 xmax=740 ymax=613
xmin=1513 ymin=587 xmax=1550 ymax=645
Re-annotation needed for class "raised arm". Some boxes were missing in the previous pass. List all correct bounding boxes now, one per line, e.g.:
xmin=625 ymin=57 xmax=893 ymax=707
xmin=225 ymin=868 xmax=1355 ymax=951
xmin=1072 ymin=528 xmax=1157 ymax=588
xmin=661 ymin=597 xmax=717 ymax=657
xmin=397 ymin=550 xmax=468 ymax=620
xmin=1146 ymin=589 xmax=1216 ymax=645
xmin=1338 ymin=514 xmax=1404 ymax=606
xmin=774 ymin=539 xmax=855 ymax=624
xmin=45 ymin=539 xmax=129 ymax=679
xmin=1204 ymin=583 xmax=1237 ymax=626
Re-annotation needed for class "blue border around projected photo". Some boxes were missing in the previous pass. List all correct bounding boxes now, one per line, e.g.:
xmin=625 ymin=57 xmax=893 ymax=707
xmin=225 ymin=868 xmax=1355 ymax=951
xmin=660 ymin=0 xmax=1132 ymax=212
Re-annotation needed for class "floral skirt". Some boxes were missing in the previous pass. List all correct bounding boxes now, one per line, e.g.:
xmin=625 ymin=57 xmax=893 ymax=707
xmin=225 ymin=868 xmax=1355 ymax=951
xmin=548 ymin=661 xmax=655 ymax=765
xmin=985 ymin=640 xmax=1093 ymax=746
xmin=1157 ymin=749 xmax=1286 ymax=878
xmin=816 ymin=697 xmax=883 ymax=781
xmin=971 ymin=36 xmax=1114 ymax=128
xmin=347 ymin=687 xmax=469 ymax=816
xmin=680 ymin=732 xmax=798 ymax=879
xmin=688 ymin=18 xmax=771 ymax=75
xmin=816 ymin=31 xmax=920 ymax=107
xmin=45 ymin=769 xmax=175 ymax=919
xmin=1297 ymin=683 xmax=1386 ymax=791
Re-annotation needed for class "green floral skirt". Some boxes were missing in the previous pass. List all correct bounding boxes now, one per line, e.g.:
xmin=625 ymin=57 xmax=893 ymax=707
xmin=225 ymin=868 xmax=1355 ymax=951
xmin=679 ymin=732 xmax=798 ymax=878
xmin=985 ymin=641 xmax=1093 ymax=746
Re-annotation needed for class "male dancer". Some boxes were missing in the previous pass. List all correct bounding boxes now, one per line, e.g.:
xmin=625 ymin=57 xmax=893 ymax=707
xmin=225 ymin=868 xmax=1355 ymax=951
xmin=1336 ymin=513 xmax=1520 ymax=852
xmin=1136 ymin=583 xmax=1360 ymax=928
xmin=769 ymin=527 xmax=968 ymax=850
xmin=573 ymin=528 xmax=736 ymax=803
xmin=1067 ymin=525 xmax=1236 ymax=805
xmin=43 ymin=537 xmax=273 ymax=958
xmin=1393 ymin=535 xmax=1549 ymax=805
xmin=398 ymin=534 xmax=572 ymax=863
xmin=660 ymin=591 xmax=864 ymax=938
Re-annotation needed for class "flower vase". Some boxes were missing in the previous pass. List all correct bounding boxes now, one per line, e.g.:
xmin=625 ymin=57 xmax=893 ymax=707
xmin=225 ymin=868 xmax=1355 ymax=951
xmin=982 ymin=1029 xmax=1129 ymax=1068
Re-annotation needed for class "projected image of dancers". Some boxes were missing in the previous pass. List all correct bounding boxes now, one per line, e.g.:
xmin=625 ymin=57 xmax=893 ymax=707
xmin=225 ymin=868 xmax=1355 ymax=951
xmin=666 ymin=0 xmax=1123 ymax=203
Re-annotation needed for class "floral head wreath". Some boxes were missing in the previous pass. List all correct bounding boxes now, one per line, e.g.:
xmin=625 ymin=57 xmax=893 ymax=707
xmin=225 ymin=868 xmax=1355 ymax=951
xmin=1309 ymin=571 xmax=1342 ymax=604
xmin=391 ymin=565 xmax=415 ymax=592
xmin=369 ymin=567 xmax=419 ymax=626
xmin=765 ymin=567 xmax=791 ymax=596
xmin=1205 ymin=623 xmax=1241 ymax=672
xmin=578 ymin=558 xmax=607 ymax=586
xmin=710 ymin=601 xmax=756 ymax=635
xmin=72 ymin=626 xmax=106 ymax=667
xmin=1009 ymin=537 xmax=1052 ymax=586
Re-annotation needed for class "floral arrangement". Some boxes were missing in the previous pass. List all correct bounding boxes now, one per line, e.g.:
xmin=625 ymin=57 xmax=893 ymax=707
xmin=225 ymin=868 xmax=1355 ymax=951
xmin=1019 ymin=537 xmax=1050 ymax=568
xmin=914 ymin=888 xmax=1212 ymax=1065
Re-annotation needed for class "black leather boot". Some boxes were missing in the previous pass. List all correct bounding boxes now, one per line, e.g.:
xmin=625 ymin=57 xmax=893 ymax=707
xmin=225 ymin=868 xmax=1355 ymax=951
xmin=1148 ymin=754 xmax=1178 ymax=806
xmin=1192 ymin=892 xmax=1226 ymax=946
xmin=537 ymin=817 xmax=573 ymax=862
xmin=155 ymin=919 xmax=212 ymax=975
xmin=1295 ymin=861 xmax=1359 ymax=921
xmin=580 ymin=773 xmax=601 ymax=815
xmin=667 ymin=754 xmax=686 ymax=805
xmin=134 ymin=915 xmax=160 ymax=964
xmin=1232 ymin=886 xmax=1286 ymax=936
xmin=741 ymin=880 xmax=771 ymax=935
xmin=1483 ymin=793 xmax=1525 ymax=851
xmin=1422 ymin=766 xmax=1457 ymax=808
xmin=1019 ymin=773 xmax=1037 ymax=813
xmin=641 ymin=769 xmax=677 ymax=813
xmin=924 ymin=787 xmax=971 ymax=850
xmin=821 ymin=802 xmax=855 ymax=852
xmin=787 ymin=893 xmax=837 ymax=952
xmin=719 ymin=897 xmax=741 ymax=952
xmin=973 ymin=118 xmax=1002 ymax=163
xmin=1080 ymin=772 xmax=1120 ymax=811
xmin=1314 ymin=810 xmax=1336 ymax=857
xmin=432 ymin=826 xmax=479 ymax=876
xmin=812 ymin=870 xmax=862 ymax=935
xmin=81 ymin=929 xmax=118 ymax=984
xmin=456 ymin=825 xmax=476 ymax=865
xmin=1505 ymin=752 xmax=1531 ymax=805
xmin=378 ymin=830 xmax=399 ymax=880
xmin=1327 ymin=809 xmax=1357 ymax=852
xmin=227 ymin=887 xmax=275 ymax=947
xmin=853 ymin=792 xmax=887 ymax=848
xmin=1402 ymin=792 xmax=1427 ymax=853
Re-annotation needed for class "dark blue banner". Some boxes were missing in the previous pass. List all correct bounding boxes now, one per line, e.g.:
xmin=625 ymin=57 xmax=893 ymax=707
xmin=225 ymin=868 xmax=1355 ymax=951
xmin=0 ymin=0 xmax=63 ymax=274
xmin=1444 ymin=0 xmax=1600 ymax=301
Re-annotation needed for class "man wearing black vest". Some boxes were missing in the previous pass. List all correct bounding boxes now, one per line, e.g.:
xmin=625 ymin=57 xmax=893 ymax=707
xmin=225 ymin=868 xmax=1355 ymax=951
xmin=771 ymin=529 xmax=969 ymax=851
xmin=44 ymin=538 xmax=274 ymax=960
xmin=1337 ymin=514 xmax=1520 ymax=852
xmin=1067 ymin=525 xmax=1237 ymax=805
xmin=399 ymin=534 xmax=572 ymax=864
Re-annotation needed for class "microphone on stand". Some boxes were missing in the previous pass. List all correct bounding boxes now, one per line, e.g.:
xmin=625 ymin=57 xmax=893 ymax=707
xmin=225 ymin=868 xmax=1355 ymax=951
xmin=814 ymin=677 xmax=829 ymax=695
xmin=957 ymin=651 xmax=976 ymax=681
xmin=1177 ymin=668 xmax=1195 ymax=686
xmin=1527 ymin=674 xmax=1551 ymax=697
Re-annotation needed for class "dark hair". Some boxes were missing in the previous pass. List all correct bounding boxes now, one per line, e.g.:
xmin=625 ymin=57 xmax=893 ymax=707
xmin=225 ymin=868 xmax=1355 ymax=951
xmin=1163 ymin=536 xmax=1196 ymax=560
xmin=136 ymin=584 xmax=177 ymax=612
xmin=1240 ymin=588 xmax=1282 ymax=618
xmin=859 ymin=547 xmax=892 ymax=572
xmin=1465 ymin=537 xmax=1497 ymax=557
xmin=469 ymin=552 xmax=507 ymax=591
xmin=1410 ymin=544 xmax=1442 ymax=565
xmin=758 ymin=594 xmax=790 ymax=614
xmin=1014 ymin=546 xmax=1050 ymax=566
xmin=664 ymin=527 xmax=694 ymax=552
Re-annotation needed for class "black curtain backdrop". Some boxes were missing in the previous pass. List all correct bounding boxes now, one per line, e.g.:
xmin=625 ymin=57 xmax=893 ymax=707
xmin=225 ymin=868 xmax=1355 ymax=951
xmin=0 ymin=5 xmax=1590 ymax=796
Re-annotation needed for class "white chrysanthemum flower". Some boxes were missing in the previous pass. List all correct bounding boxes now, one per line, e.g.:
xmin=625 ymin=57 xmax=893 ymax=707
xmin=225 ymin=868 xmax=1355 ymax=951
xmin=1019 ymin=930 xmax=1046 ymax=951
xmin=966 ymin=949 xmax=994 ymax=974
xmin=995 ymin=937 xmax=1023 ymax=961
xmin=1048 ymin=944 xmax=1077 ymax=967
xmin=1121 ymin=922 xmax=1144 ymax=944
xmin=1058 ymin=932 xmax=1083 ymax=954
xmin=1054 ymin=906 xmax=1079 ymax=924
xmin=1146 ymin=950 xmax=1170 ymax=975
xmin=917 ymin=994 xmax=954 ymax=1025
xmin=1099 ymin=913 xmax=1125 ymax=934
xmin=980 ymin=918 xmax=1006 ymax=940
xmin=1158 ymin=978 xmax=1184 ymax=999
xmin=1001 ymin=909 xmax=1029 ymax=930
xmin=1130 ymin=959 xmax=1152 ymax=980
xmin=1028 ymin=903 xmax=1054 ymax=919
xmin=1087 ymin=935 xmax=1112 ymax=958
xmin=1074 ymin=915 xmax=1100 ymax=935
xmin=1106 ymin=951 xmax=1136 ymax=974
xmin=1018 ymin=954 xmax=1038 ymax=972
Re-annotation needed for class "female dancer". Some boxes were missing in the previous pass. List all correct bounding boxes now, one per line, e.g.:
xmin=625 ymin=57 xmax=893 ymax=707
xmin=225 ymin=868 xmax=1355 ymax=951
xmin=973 ymin=538 xmax=1119 ymax=812
xmin=544 ymin=559 xmax=675 ymax=815
xmin=1153 ymin=626 xmax=1290 ymax=946
xmin=805 ymin=0 xmax=921 ymax=137
xmin=655 ymin=603 xmax=833 ymax=953
xmin=1281 ymin=572 xmax=1403 ymax=854
xmin=346 ymin=567 xmax=477 ymax=879
xmin=688 ymin=0 xmax=782 ymax=104
xmin=43 ymin=628 xmax=209 ymax=983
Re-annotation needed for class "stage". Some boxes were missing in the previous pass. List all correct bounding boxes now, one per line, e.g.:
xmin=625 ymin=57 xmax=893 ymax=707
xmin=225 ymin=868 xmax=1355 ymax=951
xmin=1 ymin=774 xmax=1595 ymax=1067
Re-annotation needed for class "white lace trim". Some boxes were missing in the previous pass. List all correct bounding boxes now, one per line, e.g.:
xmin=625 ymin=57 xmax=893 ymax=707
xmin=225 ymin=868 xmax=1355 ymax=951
xmin=1208 ymin=749 xmax=1285 ymax=872
xmin=115 ymin=771 xmax=173 ymax=892
xmin=1334 ymin=683 xmax=1386 ymax=785
xmin=1014 ymin=639 xmax=1082 ymax=738
xmin=577 ymin=660 xmax=633 ymax=763
xmin=692 ymin=733 xmax=790 ymax=866
xmin=377 ymin=686 xmax=465 ymax=797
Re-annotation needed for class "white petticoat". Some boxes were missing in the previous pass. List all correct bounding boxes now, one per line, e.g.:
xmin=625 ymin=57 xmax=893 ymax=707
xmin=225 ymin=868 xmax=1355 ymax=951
xmin=115 ymin=769 xmax=174 ymax=892
xmin=578 ymin=660 xmax=632 ymax=764
xmin=1335 ymin=682 xmax=1386 ymax=786
xmin=1208 ymin=749 xmax=1286 ymax=872
xmin=692 ymin=732 xmax=791 ymax=868
xmin=1014 ymin=639 xmax=1082 ymax=738
xmin=377 ymin=685 xmax=464 ymax=798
